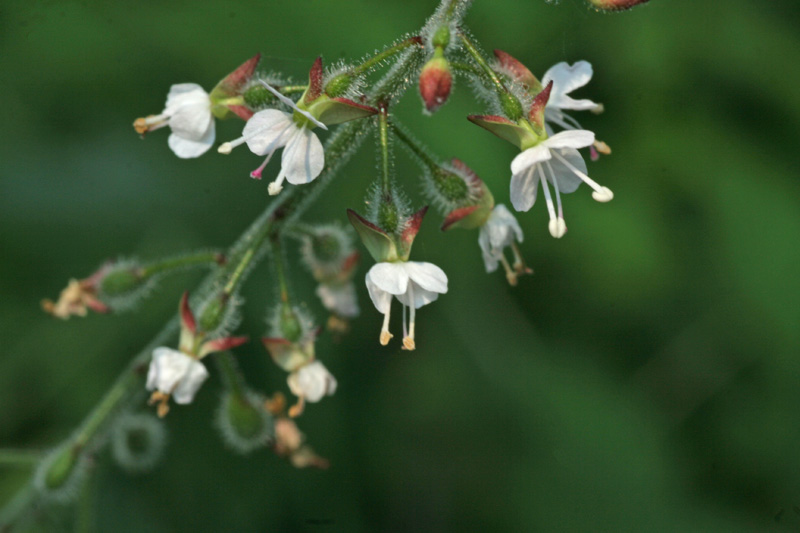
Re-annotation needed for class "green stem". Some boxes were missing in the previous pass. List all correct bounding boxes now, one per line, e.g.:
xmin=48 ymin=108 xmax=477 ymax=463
xmin=139 ymin=251 xmax=222 ymax=278
xmin=75 ymin=373 xmax=133 ymax=450
xmin=351 ymin=36 xmax=422 ymax=76
xmin=391 ymin=122 xmax=439 ymax=172
xmin=458 ymin=32 xmax=506 ymax=95
xmin=215 ymin=352 xmax=246 ymax=398
xmin=379 ymin=105 xmax=392 ymax=194
xmin=271 ymin=237 xmax=291 ymax=304
xmin=450 ymin=61 xmax=483 ymax=78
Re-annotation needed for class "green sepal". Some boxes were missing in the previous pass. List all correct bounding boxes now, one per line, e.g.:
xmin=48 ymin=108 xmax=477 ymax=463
xmin=307 ymin=96 xmax=379 ymax=126
xmin=226 ymin=393 xmax=267 ymax=439
xmin=347 ymin=209 xmax=400 ymax=263
xmin=493 ymin=49 xmax=542 ymax=93
xmin=467 ymin=115 xmax=542 ymax=150
xmin=100 ymin=267 xmax=142 ymax=296
xmin=262 ymin=337 xmax=314 ymax=372
xmin=45 ymin=446 xmax=78 ymax=489
xmin=209 ymin=53 xmax=261 ymax=121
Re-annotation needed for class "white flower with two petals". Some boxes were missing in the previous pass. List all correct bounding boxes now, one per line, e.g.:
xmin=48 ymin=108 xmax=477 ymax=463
xmin=218 ymin=82 xmax=327 ymax=196
xmin=134 ymin=83 xmax=215 ymax=159
xmin=479 ymin=204 xmax=524 ymax=273
xmin=509 ymin=129 xmax=613 ymax=238
xmin=146 ymin=347 xmax=209 ymax=412
xmin=366 ymin=261 xmax=448 ymax=350
xmin=287 ymin=361 xmax=338 ymax=405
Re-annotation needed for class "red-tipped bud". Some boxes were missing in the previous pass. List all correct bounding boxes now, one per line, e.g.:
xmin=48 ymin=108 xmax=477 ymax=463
xmin=493 ymin=50 xmax=541 ymax=92
xmin=528 ymin=80 xmax=554 ymax=133
xmin=210 ymin=53 xmax=261 ymax=120
xmin=587 ymin=0 xmax=650 ymax=10
xmin=419 ymin=49 xmax=452 ymax=114
xmin=179 ymin=292 xmax=197 ymax=335
xmin=400 ymin=206 xmax=429 ymax=248
xmin=304 ymin=57 xmax=325 ymax=104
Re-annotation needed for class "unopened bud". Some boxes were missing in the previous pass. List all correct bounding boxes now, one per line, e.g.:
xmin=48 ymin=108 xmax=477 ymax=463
xmin=242 ymin=83 xmax=276 ymax=109
xmin=34 ymin=444 xmax=88 ymax=503
xmin=419 ymin=48 xmax=452 ymax=114
xmin=216 ymin=391 xmax=273 ymax=454
xmin=324 ymin=73 xmax=353 ymax=98
xmin=499 ymin=91 xmax=524 ymax=122
xmin=587 ymin=0 xmax=650 ymax=11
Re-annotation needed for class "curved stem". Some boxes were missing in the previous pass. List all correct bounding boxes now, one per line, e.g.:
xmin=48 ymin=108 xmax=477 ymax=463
xmin=458 ymin=32 xmax=506 ymax=95
xmin=139 ymin=251 xmax=222 ymax=278
xmin=379 ymin=104 xmax=392 ymax=194
xmin=351 ymin=36 xmax=423 ymax=76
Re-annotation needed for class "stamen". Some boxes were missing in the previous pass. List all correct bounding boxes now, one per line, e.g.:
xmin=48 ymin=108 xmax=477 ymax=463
xmin=403 ymin=287 xmax=416 ymax=351
xmin=543 ymin=160 xmax=567 ymax=238
xmin=133 ymin=114 xmax=169 ymax=135
xmin=510 ymin=242 xmax=533 ymax=276
xmin=537 ymin=164 xmax=561 ymax=238
xmin=591 ymin=103 xmax=605 ymax=115
xmin=499 ymin=255 xmax=518 ymax=286
xmin=288 ymin=396 xmax=305 ymax=418
xmin=593 ymin=140 xmax=611 ymax=155
xmin=268 ymin=169 xmax=287 ymax=196
xmin=148 ymin=391 xmax=171 ymax=418
xmin=250 ymin=151 xmax=275 ymax=180
xmin=551 ymin=150 xmax=614 ymax=202
xmin=218 ymin=136 xmax=247 ymax=154
xmin=380 ymin=309 xmax=393 ymax=345
xmin=544 ymin=160 xmax=564 ymax=219
xmin=259 ymin=81 xmax=327 ymax=131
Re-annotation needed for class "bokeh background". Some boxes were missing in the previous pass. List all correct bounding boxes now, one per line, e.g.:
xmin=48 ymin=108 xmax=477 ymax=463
xmin=2 ymin=0 xmax=799 ymax=530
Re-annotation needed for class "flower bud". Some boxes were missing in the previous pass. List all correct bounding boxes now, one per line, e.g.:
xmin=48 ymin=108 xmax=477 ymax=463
xmin=419 ymin=48 xmax=452 ymax=114
xmin=587 ymin=0 xmax=650 ymax=10
xmin=111 ymin=413 xmax=167 ymax=473
xmin=34 ymin=444 xmax=89 ymax=503
xmin=209 ymin=53 xmax=261 ymax=120
xmin=216 ymin=391 xmax=273 ymax=454
xmin=243 ymin=83 xmax=277 ymax=109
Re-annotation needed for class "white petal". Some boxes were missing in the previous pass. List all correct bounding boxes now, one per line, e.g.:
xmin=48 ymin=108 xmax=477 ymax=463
xmin=316 ymin=282 xmax=359 ymax=318
xmin=546 ymin=148 xmax=586 ymax=194
xmin=167 ymin=120 xmax=215 ymax=159
xmin=366 ymin=278 xmax=393 ymax=314
xmin=478 ymin=227 xmax=499 ymax=273
xmin=165 ymin=84 xmax=207 ymax=109
xmin=543 ymin=130 xmax=595 ymax=150
xmin=404 ymin=261 xmax=448 ymax=294
xmin=243 ymin=109 xmax=294 ymax=156
xmin=489 ymin=204 xmax=523 ymax=243
xmin=511 ymin=145 xmax=552 ymax=175
xmin=542 ymin=61 xmax=596 ymax=110
xmin=366 ymin=263 xmax=409 ymax=295
xmin=171 ymin=359 xmax=209 ymax=404
xmin=294 ymin=361 xmax=337 ymax=403
xmin=169 ymin=103 xmax=212 ymax=141
xmin=281 ymin=128 xmax=325 ymax=185
xmin=395 ymin=282 xmax=442 ymax=309
xmin=510 ymin=166 xmax=539 ymax=212
xmin=146 ymin=347 xmax=193 ymax=394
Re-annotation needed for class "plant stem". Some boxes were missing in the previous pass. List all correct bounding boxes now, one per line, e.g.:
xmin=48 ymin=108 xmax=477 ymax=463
xmin=391 ymin=122 xmax=439 ymax=172
xmin=215 ymin=352 xmax=246 ymax=398
xmin=458 ymin=31 xmax=506 ymax=95
xmin=139 ymin=251 xmax=222 ymax=278
xmin=0 ymin=450 xmax=42 ymax=467
xmin=351 ymin=36 xmax=423 ymax=76
xmin=379 ymin=104 xmax=392 ymax=194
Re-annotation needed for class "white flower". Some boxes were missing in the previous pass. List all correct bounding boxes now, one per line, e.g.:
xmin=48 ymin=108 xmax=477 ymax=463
xmin=134 ymin=83 xmax=215 ymax=159
xmin=478 ymin=204 xmax=531 ymax=285
xmin=316 ymin=281 xmax=359 ymax=318
xmin=146 ymin=347 xmax=209 ymax=416
xmin=541 ymin=61 xmax=610 ymax=158
xmin=287 ymin=361 xmax=337 ymax=404
xmin=365 ymin=261 xmax=448 ymax=350
xmin=218 ymin=82 xmax=326 ymax=196
xmin=510 ymin=129 xmax=613 ymax=238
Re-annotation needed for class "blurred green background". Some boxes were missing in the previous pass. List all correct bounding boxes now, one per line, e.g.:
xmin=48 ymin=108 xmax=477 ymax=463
xmin=2 ymin=0 xmax=800 ymax=530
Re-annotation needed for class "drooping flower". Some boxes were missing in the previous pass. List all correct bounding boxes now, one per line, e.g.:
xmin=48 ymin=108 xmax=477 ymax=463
xmin=41 ymin=267 xmax=109 ymax=319
xmin=262 ymin=308 xmax=336 ymax=417
xmin=265 ymin=393 xmax=329 ymax=469
xmin=469 ymin=81 xmax=613 ymax=238
xmin=147 ymin=292 xmax=248 ymax=417
xmin=218 ymin=58 xmax=378 ymax=195
xmin=493 ymin=51 xmax=611 ymax=160
xmin=478 ymin=204 xmax=531 ymax=285
xmin=348 ymin=206 xmax=448 ymax=350
xmin=134 ymin=54 xmax=260 ymax=159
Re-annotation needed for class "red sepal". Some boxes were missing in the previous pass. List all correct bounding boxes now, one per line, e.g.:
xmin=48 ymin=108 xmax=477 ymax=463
xmin=441 ymin=205 xmax=479 ymax=231
xmin=179 ymin=291 xmax=197 ymax=335
xmin=401 ymin=206 xmax=429 ymax=246
xmin=305 ymin=57 xmax=324 ymax=104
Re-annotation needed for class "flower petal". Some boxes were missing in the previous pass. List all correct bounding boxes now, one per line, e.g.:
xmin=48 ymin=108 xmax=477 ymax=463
xmin=242 ymin=109 xmax=294 ymax=156
xmin=478 ymin=226 xmax=499 ymax=272
xmin=281 ymin=128 xmax=325 ymax=185
xmin=542 ymin=61 xmax=597 ymax=110
xmin=490 ymin=204 xmax=523 ymax=243
xmin=146 ymin=347 xmax=193 ymax=394
xmin=403 ymin=261 xmax=448 ymax=294
xmin=511 ymin=145 xmax=551 ymax=175
xmin=366 ymin=278 xmax=393 ymax=314
xmin=171 ymin=359 xmax=209 ymax=404
xmin=510 ymin=166 xmax=539 ymax=212
xmin=543 ymin=130 xmax=595 ymax=150
xmin=167 ymin=120 xmax=215 ymax=158
xmin=395 ymin=282 xmax=442 ymax=309
xmin=316 ymin=282 xmax=359 ymax=318
xmin=546 ymin=148 xmax=586 ymax=194
xmin=366 ymin=262 xmax=409 ymax=295
xmin=294 ymin=361 xmax=337 ymax=403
